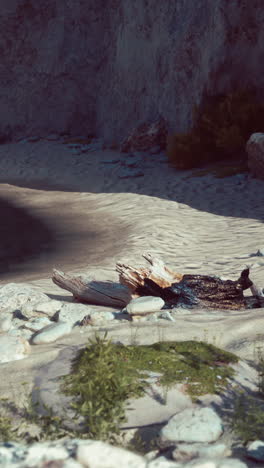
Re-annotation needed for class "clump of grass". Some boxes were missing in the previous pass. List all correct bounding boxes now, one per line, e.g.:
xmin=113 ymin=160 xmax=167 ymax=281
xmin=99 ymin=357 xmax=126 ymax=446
xmin=231 ymin=391 xmax=264 ymax=444
xmin=167 ymin=88 xmax=264 ymax=169
xmin=62 ymin=334 xmax=238 ymax=440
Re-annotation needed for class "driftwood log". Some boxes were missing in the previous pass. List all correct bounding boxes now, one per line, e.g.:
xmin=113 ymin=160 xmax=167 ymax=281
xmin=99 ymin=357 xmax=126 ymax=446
xmin=116 ymin=254 xmax=264 ymax=310
xmin=52 ymin=269 xmax=132 ymax=307
xmin=52 ymin=254 xmax=264 ymax=310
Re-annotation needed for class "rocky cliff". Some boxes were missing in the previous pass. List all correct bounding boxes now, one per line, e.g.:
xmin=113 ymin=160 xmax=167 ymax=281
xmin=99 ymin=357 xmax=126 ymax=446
xmin=0 ymin=0 xmax=263 ymax=143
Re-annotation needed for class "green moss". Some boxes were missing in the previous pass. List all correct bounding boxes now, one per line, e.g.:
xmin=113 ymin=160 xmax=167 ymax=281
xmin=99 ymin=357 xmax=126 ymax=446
xmin=62 ymin=334 xmax=238 ymax=440
xmin=167 ymin=88 xmax=264 ymax=169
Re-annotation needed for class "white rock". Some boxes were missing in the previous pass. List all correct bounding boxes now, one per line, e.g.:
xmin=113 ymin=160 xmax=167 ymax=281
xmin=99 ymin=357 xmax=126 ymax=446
xmin=148 ymin=457 xmax=182 ymax=467
xmin=77 ymin=441 xmax=146 ymax=468
xmin=24 ymin=443 xmax=69 ymax=467
xmin=246 ymin=439 xmax=264 ymax=461
xmin=173 ymin=443 xmax=229 ymax=463
xmin=23 ymin=316 xmax=52 ymax=332
xmin=183 ymin=460 xmax=217 ymax=468
xmin=21 ymin=299 xmax=62 ymax=320
xmin=8 ymin=327 xmax=33 ymax=341
xmin=55 ymin=303 xmax=91 ymax=326
xmin=126 ymin=296 xmax=165 ymax=315
xmin=217 ymin=459 xmax=248 ymax=468
xmin=89 ymin=311 xmax=115 ymax=325
xmin=32 ymin=321 xmax=73 ymax=344
xmin=0 ymin=335 xmax=30 ymax=363
xmin=0 ymin=283 xmax=49 ymax=313
xmin=160 ymin=407 xmax=223 ymax=443
xmin=0 ymin=315 xmax=12 ymax=332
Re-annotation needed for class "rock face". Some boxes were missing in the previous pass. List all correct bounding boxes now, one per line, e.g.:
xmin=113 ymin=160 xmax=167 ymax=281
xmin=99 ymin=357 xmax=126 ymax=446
xmin=246 ymin=133 xmax=264 ymax=180
xmin=0 ymin=1 xmax=263 ymax=143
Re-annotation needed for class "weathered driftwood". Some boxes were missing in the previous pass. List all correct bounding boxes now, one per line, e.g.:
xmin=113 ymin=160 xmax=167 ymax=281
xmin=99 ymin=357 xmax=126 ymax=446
xmin=116 ymin=253 xmax=183 ymax=291
xmin=52 ymin=269 xmax=132 ymax=307
xmin=116 ymin=255 xmax=263 ymax=310
xmin=53 ymin=255 xmax=264 ymax=311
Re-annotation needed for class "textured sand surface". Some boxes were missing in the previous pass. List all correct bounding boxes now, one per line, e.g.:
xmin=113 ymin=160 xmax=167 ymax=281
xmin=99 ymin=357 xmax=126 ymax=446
xmin=0 ymin=140 xmax=263 ymax=401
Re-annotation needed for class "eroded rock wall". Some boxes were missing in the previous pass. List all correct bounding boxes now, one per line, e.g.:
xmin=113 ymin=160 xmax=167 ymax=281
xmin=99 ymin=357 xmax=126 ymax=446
xmin=0 ymin=0 xmax=263 ymax=142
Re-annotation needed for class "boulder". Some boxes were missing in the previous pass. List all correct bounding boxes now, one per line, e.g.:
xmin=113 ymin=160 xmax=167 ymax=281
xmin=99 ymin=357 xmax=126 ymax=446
xmin=120 ymin=118 xmax=168 ymax=153
xmin=246 ymin=133 xmax=264 ymax=180
xmin=160 ymin=407 xmax=223 ymax=444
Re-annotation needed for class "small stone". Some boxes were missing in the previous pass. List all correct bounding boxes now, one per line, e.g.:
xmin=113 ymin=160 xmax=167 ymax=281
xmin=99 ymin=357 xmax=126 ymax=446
xmin=76 ymin=441 xmax=146 ymax=468
xmin=126 ymin=297 xmax=165 ymax=315
xmin=246 ymin=439 xmax=264 ymax=461
xmin=158 ymin=311 xmax=175 ymax=321
xmin=0 ymin=335 xmax=30 ymax=363
xmin=160 ymin=407 xmax=223 ymax=443
xmin=32 ymin=321 xmax=72 ymax=344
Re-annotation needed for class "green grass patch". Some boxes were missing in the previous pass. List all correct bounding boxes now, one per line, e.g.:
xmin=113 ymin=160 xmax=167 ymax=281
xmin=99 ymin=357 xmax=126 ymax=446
xmin=62 ymin=334 xmax=238 ymax=440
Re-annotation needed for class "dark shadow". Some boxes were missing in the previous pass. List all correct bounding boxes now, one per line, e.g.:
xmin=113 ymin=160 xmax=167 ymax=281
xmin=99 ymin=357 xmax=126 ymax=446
xmin=0 ymin=195 xmax=130 ymax=282
xmin=1 ymin=151 xmax=263 ymax=222
xmin=0 ymin=196 xmax=56 ymax=276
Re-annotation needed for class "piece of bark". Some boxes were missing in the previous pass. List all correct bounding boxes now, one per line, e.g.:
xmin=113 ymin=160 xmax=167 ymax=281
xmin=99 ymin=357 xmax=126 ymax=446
xmin=116 ymin=253 xmax=182 ymax=293
xmin=133 ymin=268 xmax=255 ymax=310
xmin=52 ymin=269 xmax=131 ymax=307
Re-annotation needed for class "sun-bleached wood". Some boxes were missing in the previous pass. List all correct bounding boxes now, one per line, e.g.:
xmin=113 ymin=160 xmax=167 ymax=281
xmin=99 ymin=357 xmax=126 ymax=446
xmin=52 ymin=269 xmax=131 ymax=307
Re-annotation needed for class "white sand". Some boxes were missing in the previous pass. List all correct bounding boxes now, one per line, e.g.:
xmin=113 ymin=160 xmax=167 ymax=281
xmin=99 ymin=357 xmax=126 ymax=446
xmin=0 ymin=139 xmax=263 ymax=394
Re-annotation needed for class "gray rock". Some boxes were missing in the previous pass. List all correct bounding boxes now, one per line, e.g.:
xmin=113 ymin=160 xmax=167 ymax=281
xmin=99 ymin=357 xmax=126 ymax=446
xmin=24 ymin=443 xmax=69 ymax=466
xmin=126 ymin=297 xmax=165 ymax=315
xmin=160 ymin=407 xmax=223 ymax=443
xmin=0 ymin=283 xmax=49 ymax=314
xmin=173 ymin=442 xmax=229 ymax=463
xmin=56 ymin=303 xmax=116 ymax=327
xmin=216 ymin=459 xmax=248 ymax=468
xmin=148 ymin=458 xmax=182 ymax=467
xmin=55 ymin=303 xmax=92 ymax=326
xmin=0 ymin=335 xmax=30 ymax=363
xmin=246 ymin=133 xmax=264 ymax=180
xmin=246 ymin=439 xmax=264 ymax=461
xmin=21 ymin=299 xmax=62 ymax=320
xmin=32 ymin=321 xmax=73 ymax=344
xmin=0 ymin=314 xmax=12 ymax=332
xmin=76 ymin=441 xmax=146 ymax=468
xmin=23 ymin=317 xmax=52 ymax=332
xmin=158 ymin=311 xmax=175 ymax=321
